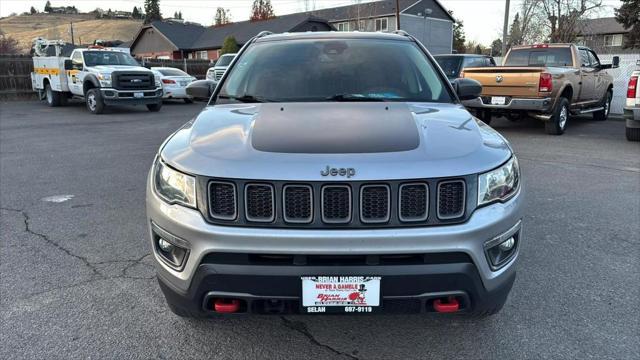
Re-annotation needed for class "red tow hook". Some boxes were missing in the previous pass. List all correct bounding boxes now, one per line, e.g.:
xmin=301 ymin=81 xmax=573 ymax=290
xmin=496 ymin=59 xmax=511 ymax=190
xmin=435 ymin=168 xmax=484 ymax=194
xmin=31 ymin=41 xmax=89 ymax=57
xmin=433 ymin=297 xmax=460 ymax=313
xmin=214 ymin=298 xmax=241 ymax=313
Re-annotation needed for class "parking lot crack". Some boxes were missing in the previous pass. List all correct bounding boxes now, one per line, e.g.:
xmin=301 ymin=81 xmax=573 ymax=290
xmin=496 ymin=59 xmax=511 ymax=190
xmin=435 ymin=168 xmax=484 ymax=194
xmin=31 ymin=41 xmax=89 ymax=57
xmin=280 ymin=316 xmax=360 ymax=359
xmin=2 ymin=207 xmax=103 ymax=278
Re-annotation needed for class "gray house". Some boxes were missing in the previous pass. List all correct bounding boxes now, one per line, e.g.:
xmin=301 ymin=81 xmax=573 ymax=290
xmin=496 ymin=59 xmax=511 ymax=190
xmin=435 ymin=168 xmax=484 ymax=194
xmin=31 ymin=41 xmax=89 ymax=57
xmin=310 ymin=0 xmax=455 ymax=54
xmin=576 ymin=17 xmax=638 ymax=54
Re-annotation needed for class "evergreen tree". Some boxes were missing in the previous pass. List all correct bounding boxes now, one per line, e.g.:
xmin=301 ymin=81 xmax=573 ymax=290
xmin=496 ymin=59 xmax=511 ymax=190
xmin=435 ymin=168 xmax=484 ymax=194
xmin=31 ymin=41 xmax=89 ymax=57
xmin=615 ymin=0 xmax=640 ymax=49
xmin=449 ymin=10 xmax=466 ymax=53
xmin=132 ymin=6 xmax=140 ymax=19
xmin=490 ymin=39 xmax=502 ymax=57
xmin=220 ymin=36 xmax=239 ymax=54
xmin=44 ymin=1 xmax=52 ymax=13
xmin=30 ymin=6 xmax=37 ymax=15
xmin=250 ymin=0 xmax=275 ymax=21
xmin=144 ymin=0 xmax=162 ymax=24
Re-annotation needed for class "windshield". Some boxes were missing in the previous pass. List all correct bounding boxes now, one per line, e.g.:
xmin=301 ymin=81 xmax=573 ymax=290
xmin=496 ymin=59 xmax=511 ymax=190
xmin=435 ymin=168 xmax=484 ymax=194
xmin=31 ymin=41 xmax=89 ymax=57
xmin=157 ymin=68 xmax=189 ymax=76
xmin=504 ymin=48 xmax=573 ymax=67
xmin=83 ymin=51 xmax=139 ymax=67
xmin=216 ymin=55 xmax=235 ymax=67
xmin=216 ymin=39 xmax=453 ymax=103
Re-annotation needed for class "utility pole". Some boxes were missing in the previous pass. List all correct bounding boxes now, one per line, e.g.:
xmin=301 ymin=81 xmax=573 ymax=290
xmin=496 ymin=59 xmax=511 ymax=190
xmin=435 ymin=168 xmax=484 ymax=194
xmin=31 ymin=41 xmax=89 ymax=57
xmin=501 ymin=0 xmax=510 ymax=57
xmin=70 ymin=21 xmax=75 ymax=45
xmin=395 ymin=0 xmax=401 ymax=30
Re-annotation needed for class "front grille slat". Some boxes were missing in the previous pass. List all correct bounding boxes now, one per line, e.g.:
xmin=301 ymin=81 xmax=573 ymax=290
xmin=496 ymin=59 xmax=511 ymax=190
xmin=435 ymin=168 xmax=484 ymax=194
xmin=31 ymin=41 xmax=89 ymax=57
xmin=283 ymin=185 xmax=313 ymax=223
xmin=321 ymin=185 xmax=351 ymax=224
xmin=360 ymin=185 xmax=390 ymax=223
xmin=437 ymin=180 xmax=466 ymax=219
xmin=399 ymin=183 xmax=429 ymax=222
xmin=245 ymin=184 xmax=275 ymax=222
xmin=208 ymin=181 xmax=237 ymax=220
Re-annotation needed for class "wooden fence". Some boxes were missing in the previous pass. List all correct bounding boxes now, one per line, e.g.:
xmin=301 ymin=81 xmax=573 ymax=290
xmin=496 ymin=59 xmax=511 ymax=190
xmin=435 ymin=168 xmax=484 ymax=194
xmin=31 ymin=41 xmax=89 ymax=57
xmin=0 ymin=56 xmax=211 ymax=98
xmin=0 ymin=55 xmax=35 ymax=98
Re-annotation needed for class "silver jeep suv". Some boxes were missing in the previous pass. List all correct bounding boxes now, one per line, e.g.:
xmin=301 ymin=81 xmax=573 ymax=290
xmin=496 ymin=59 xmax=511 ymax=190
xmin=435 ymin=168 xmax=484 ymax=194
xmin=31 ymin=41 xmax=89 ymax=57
xmin=147 ymin=31 xmax=523 ymax=317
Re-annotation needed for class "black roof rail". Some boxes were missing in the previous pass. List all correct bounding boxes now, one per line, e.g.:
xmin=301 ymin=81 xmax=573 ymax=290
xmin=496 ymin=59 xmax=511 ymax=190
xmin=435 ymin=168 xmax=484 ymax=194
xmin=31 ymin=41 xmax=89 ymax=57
xmin=393 ymin=30 xmax=411 ymax=37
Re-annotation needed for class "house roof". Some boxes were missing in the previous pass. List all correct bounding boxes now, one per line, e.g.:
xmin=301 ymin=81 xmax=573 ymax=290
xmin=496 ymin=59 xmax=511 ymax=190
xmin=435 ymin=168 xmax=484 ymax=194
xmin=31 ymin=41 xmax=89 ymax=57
xmin=150 ymin=20 xmax=207 ymax=49
xmin=576 ymin=17 xmax=628 ymax=35
xmin=189 ymin=13 xmax=331 ymax=50
xmin=309 ymin=0 xmax=454 ymax=22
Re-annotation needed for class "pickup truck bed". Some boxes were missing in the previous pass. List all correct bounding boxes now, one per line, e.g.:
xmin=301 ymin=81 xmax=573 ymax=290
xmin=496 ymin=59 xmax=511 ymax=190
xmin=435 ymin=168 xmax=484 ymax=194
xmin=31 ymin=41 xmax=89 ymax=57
xmin=462 ymin=44 xmax=617 ymax=135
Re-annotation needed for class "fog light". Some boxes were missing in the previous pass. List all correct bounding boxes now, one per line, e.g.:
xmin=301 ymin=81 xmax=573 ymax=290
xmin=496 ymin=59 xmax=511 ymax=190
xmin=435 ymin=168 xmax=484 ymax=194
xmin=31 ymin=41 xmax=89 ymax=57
xmin=151 ymin=223 xmax=190 ymax=271
xmin=158 ymin=238 xmax=174 ymax=252
xmin=484 ymin=221 xmax=521 ymax=270
xmin=498 ymin=237 xmax=515 ymax=251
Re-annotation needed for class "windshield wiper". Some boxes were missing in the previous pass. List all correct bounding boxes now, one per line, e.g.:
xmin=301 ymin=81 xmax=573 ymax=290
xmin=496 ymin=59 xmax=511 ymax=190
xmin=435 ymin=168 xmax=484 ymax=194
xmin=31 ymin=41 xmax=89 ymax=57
xmin=218 ymin=94 xmax=269 ymax=103
xmin=326 ymin=94 xmax=387 ymax=102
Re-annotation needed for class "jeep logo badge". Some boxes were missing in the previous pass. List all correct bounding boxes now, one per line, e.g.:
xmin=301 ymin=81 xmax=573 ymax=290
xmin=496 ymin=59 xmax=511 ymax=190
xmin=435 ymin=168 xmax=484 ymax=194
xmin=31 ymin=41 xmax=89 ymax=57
xmin=495 ymin=75 xmax=503 ymax=83
xmin=321 ymin=165 xmax=356 ymax=178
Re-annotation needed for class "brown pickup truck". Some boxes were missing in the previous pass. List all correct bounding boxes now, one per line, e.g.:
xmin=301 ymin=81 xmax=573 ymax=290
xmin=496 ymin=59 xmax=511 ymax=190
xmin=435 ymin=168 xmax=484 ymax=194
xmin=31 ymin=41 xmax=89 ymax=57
xmin=462 ymin=44 xmax=619 ymax=135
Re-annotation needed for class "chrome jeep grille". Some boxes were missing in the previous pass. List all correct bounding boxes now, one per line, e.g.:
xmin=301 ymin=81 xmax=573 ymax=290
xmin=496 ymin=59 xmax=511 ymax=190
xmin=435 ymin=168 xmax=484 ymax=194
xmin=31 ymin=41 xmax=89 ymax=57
xmin=203 ymin=178 xmax=470 ymax=228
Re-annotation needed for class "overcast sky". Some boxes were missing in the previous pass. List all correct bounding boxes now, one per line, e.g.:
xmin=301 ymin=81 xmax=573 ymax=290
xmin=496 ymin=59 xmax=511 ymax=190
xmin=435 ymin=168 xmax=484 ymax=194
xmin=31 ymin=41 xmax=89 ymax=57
xmin=0 ymin=0 xmax=621 ymax=45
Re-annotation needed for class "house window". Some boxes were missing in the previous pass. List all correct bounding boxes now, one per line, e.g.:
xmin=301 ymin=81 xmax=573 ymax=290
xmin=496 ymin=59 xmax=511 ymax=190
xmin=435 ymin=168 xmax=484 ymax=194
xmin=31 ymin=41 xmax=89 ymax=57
xmin=197 ymin=51 xmax=208 ymax=59
xmin=358 ymin=20 xmax=366 ymax=31
xmin=336 ymin=22 xmax=349 ymax=32
xmin=375 ymin=18 xmax=388 ymax=32
xmin=604 ymin=34 xmax=623 ymax=47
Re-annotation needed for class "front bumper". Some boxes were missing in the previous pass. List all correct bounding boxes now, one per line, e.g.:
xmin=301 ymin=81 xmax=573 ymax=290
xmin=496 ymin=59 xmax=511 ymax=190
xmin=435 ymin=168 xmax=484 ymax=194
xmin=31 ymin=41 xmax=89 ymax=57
xmin=101 ymin=88 xmax=163 ymax=105
xmin=147 ymin=174 xmax=524 ymax=315
xmin=463 ymin=96 xmax=553 ymax=112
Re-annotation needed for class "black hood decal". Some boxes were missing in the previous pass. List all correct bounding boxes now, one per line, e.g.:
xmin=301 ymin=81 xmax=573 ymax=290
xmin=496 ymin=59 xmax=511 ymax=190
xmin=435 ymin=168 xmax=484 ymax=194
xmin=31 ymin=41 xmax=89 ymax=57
xmin=251 ymin=103 xmax=420 ymax=154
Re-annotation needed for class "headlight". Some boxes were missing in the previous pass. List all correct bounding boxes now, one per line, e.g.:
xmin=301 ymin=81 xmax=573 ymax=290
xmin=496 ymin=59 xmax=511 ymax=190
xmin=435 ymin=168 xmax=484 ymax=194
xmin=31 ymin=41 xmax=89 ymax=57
xmin=153 ymin=159 xmax=196 ymax=208
xmin=97 ymin=73 xmax=112 ymax=87
xmin=478 ymin=156 xmax=520 ymax=206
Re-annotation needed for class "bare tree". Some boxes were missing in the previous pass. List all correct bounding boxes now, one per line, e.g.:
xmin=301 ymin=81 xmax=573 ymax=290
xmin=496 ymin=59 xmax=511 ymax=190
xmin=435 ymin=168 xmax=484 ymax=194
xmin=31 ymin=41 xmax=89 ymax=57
xmin=540 ymin=0 xmax=602 ymax=42
xmin=214 ymin=7 xmax=232 ymax=26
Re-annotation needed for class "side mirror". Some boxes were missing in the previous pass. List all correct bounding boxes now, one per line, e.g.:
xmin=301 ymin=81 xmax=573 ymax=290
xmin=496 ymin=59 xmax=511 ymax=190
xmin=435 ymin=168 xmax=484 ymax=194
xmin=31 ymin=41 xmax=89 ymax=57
xmin=186 ymin=80 xmax=215 ymax=100
xmin=452 ymin=78 xmax=482 ymax=101
xmin=64 ymin=59 xmax=73 ymax=70
xmin=612 ymin=56 xmax=620 ymax=68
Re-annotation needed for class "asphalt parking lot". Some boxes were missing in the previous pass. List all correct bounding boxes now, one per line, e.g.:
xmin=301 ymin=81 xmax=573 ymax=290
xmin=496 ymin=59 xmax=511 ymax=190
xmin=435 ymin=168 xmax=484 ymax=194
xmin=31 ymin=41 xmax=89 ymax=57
xmin=1 ymin=100 xmax=638 ymax=359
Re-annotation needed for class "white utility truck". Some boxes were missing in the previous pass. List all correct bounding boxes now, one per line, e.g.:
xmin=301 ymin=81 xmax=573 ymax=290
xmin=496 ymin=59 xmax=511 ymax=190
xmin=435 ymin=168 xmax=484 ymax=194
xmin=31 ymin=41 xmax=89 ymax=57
xmin=31 ymin=38 xmax=163 ymax=114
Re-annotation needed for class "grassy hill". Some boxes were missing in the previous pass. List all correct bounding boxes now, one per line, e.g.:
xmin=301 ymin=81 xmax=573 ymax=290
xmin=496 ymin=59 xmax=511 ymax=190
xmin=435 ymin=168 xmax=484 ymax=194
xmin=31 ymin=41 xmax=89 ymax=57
xmin=0 ymin=13 xmax=142 ymax=53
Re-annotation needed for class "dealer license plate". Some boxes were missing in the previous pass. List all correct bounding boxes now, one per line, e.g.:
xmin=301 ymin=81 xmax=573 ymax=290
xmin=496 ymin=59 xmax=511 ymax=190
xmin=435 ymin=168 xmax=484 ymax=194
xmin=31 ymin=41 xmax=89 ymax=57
xmin=491 ymin=96 xmax=506 ymax=105
xmin=301 ymin=276 xmax=381 ymax=314
xmin=134 ymin=92 xmax=144 ymax=98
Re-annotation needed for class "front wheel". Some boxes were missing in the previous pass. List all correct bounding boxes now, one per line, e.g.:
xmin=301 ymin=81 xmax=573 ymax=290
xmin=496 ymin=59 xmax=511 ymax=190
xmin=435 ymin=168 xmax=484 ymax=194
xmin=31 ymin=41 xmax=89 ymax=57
xmin=147 ymin=103 xmax=162 ymax=112
xmin=545 ymin=97 xmax=569 ymax=135
xmin=45 ymin=84 xmax=62 ymax=107
xmin=593 ymin=90 xmax=612 ymax=121
xmin=85 ymin=88 xmax=105 ymax=114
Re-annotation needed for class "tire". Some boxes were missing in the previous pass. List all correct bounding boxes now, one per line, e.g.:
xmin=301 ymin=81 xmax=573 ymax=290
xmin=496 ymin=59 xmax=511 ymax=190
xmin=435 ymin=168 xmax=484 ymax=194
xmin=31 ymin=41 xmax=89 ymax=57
xmin=184 ymin=98 xmax=193 ymax=104
xmin=85 ymin=88 xmax=105 ymax=114
xmin=545 ymin=97 xmax=570 ymax=135
xmin=626 ymin=126 xmax=640 ymax=142
xmin=147 ymin=103 xmax=162 ymax=112
xmin=476 ymin=109 xmax=492 ymax=125
xmin=593 ymin=90 xmax=612 ymax=121
xmin=44 ymin=83 xmax=62 ymax=107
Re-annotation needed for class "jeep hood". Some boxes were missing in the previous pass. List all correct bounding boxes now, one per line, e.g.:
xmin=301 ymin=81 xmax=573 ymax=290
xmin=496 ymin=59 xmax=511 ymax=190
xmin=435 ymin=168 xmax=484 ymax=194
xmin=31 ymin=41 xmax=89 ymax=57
xmin=161 ymin=102 xmax=512 ymax=180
